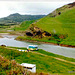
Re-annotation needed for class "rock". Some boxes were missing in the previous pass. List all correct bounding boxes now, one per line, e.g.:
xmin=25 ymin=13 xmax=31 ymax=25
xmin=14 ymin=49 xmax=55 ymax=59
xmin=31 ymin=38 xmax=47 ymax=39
xmin=58 ymin=12 xmax=61 ymax=15
xmin=26 ymin=32 xmax=33 ymax=36
xmin=42 ymin=31 xmax=51 ymax=37
xmin=68 ymin=2 xmax=75 ymax=8
xmin=1 ymin=45 xmax=6 ymax=47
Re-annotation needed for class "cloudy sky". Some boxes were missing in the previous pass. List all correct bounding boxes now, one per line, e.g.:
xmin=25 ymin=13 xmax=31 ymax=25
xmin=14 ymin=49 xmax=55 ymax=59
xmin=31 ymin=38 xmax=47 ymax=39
xmin=0 ymin=0 xmax=75 ymax=18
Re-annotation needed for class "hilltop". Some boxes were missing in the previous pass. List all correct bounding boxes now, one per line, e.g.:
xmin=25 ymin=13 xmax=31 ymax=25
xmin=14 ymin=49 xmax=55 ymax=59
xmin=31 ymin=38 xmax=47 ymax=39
xmin=0 ymin=13 xmax=45 ymax=25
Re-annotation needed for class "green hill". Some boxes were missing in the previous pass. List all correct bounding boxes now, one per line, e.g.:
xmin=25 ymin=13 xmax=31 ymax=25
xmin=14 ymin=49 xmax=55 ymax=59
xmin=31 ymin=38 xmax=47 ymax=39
xmin=28 ymin=2 xmax=75 ymax=46
xmin=0 ymin=13 xmax=45 ymax=25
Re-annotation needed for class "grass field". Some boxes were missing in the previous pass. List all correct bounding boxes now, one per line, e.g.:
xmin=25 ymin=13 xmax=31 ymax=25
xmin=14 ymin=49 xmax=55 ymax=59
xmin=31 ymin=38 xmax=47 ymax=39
xmin=0 ymin=46 xmax=75 ymax=74
xmin=33 ymin=7 xmax=75 ymax=46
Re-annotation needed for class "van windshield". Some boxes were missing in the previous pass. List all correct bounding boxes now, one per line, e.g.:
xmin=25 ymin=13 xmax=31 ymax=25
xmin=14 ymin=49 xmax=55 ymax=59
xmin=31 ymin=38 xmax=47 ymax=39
xmin=29 ymin=46 xmax=37 ymax=48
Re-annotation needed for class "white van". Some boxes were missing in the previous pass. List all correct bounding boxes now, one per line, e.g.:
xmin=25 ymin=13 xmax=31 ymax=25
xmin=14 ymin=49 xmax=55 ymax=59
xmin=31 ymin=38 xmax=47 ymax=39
xmin=27 ymin=45 xmax=38 ymax=50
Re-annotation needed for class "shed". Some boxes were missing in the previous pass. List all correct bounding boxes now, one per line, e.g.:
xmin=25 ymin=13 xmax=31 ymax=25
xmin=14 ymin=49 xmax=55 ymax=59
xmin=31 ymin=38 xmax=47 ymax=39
xmin=21 ymin=63 xmax=36 ymax=73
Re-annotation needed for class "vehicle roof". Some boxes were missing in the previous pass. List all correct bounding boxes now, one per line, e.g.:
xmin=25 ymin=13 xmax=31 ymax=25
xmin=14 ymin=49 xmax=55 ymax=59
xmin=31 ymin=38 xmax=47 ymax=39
xmin=21 ymin=63 xmax=36 ymax=68
xmin=28 ymin=45 xmax=38 ymax=47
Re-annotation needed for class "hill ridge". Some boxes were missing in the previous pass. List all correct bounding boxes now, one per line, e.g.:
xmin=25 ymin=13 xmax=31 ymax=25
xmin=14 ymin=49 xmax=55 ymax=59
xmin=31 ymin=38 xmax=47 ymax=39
xmin=0 ymin=13 xmax=46 ymax=25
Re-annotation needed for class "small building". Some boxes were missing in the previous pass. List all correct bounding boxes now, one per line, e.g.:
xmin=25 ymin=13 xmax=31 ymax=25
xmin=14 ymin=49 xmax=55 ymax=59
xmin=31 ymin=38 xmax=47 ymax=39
xmin=21 ymin=63 xmax=36 ymax=73
xmin=27 ymin=45 xmax=38 ymax=51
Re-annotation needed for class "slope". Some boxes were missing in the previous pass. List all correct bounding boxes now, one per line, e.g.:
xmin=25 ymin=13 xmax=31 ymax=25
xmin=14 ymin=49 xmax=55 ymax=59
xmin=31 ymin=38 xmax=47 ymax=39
xmin=32 ymin=2 xmax=75 ymax=46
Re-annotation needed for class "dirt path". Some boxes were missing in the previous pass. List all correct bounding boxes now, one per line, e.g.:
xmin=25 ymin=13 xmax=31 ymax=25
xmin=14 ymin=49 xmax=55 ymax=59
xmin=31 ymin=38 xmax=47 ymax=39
xmin=31 ymin=52 xmax=75 ymax=65
xmin=5 ymin=47 xmax=75 ymax=65
xmin=0 ymin=33 xmax=9 ymax=35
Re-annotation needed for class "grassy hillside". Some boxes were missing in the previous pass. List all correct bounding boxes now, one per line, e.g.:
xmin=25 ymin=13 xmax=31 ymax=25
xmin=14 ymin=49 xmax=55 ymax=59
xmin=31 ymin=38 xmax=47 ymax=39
xmin=0 ymin=46 xmax=75 ymax=74
xmin=12 ymin=20 xmax=35 ymax=31
xmin=32 ymin=3 xmax=75 ymax=46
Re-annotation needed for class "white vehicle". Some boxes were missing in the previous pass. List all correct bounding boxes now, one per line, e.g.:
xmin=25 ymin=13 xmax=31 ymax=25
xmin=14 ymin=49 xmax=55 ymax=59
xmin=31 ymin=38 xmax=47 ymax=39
xmin=27 ymin=45 xmax=38 ymax=50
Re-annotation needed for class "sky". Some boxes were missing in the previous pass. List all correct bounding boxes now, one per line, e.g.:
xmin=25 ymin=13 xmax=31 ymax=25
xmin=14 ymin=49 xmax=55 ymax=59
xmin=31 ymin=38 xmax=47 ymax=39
xmin=0 ymin=0 xmax=75 ymax=18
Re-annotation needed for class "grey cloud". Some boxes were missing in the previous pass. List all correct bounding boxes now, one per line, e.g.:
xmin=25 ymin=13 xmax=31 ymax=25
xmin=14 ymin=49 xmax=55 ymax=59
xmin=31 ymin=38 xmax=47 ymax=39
xmin=0 ymin=1 xmax=74 ymax=18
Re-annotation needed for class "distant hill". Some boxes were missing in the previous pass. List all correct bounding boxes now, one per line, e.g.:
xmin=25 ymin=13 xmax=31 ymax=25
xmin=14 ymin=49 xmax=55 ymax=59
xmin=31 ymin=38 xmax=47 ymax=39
xmin=28 ymin=2 xmax=75 ymax=46
xmin=0 ymin=13 xmax=45 ymax=25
